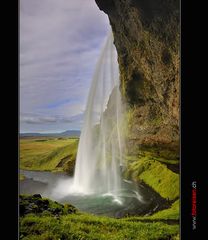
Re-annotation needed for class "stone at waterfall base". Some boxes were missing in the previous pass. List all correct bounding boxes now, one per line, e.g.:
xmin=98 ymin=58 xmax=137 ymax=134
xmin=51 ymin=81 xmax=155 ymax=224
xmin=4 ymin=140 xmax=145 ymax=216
xmin=19 ymin=194 xmax=77 ymax=217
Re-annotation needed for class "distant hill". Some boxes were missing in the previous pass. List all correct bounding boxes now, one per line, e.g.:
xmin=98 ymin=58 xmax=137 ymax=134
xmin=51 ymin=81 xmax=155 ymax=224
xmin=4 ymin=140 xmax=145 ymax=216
xmin=59 ymin=130 xmax=81 ymax=137
xmin=20 ymin=130 xmax=81 ymax=138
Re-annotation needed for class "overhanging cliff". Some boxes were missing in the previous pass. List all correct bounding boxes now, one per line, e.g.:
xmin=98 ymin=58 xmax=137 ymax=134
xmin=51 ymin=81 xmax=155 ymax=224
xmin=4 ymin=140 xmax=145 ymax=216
xmin=95 ymin=0 xmax=180 ymax=158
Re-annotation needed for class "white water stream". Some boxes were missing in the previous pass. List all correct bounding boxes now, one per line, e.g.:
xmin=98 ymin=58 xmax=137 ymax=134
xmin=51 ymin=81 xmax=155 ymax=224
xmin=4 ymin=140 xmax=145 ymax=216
xmin=72 ymin=32 xmax=124 ymax=200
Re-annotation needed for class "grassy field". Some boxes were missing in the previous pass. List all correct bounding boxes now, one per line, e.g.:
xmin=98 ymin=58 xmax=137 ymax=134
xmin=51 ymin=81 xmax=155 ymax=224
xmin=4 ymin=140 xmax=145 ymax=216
xmin=20 ymin=214 xmax=179 ymax=240
xmin=20 ymin=137 xmax=79 ymax=173
xmin=20 ymin=195 xmax=179 ymax=240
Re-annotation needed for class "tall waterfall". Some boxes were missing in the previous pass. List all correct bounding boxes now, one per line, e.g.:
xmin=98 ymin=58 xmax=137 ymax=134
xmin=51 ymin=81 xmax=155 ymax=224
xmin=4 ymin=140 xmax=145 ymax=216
xmin=73 ymin=32 xmax=124 ymax=196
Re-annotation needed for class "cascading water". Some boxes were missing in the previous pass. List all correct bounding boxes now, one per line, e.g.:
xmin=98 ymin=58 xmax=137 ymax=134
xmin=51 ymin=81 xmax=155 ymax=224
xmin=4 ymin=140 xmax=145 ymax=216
xmin=73 ymin=31 xmax=125 ymax=198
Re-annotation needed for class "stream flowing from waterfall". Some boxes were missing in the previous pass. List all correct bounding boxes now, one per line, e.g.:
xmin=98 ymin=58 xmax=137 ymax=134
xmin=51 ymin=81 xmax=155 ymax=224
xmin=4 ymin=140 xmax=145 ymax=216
xmin=72 ymin=31 xmax=124 ymax=201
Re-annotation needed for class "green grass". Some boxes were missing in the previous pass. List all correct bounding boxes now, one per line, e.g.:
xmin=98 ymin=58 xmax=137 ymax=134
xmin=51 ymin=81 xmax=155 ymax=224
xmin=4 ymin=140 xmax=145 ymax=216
xmin=20 ymin=212 xmax=179 ymax=240
xmin=20 ymin=137 xmax=79 ymax=172
xmin=139 ymin=146 xmax=179 ymax=161
xmin=125 ymin=199 xmax=179 ymax=221
xmin=155 ymin=158 xmax=179 ymax=165
xmin=20 ymin=191 xmax=180 ymax=240
xmin=124 ymin=156 xmax=179 ymax=200
xmin=20 ymin=174 xmax=26 ymax=181
xmin=20 ymin=194 xmax=77 ymax=217
xmin=148 ymin=199 xmax=179 ymax=220
xmin=139 ymin=160 xmax=179 ymax=200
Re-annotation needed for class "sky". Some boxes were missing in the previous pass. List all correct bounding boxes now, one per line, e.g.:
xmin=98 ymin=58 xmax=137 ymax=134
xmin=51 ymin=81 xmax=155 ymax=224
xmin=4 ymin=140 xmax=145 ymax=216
xmin=20 ymin=0 xmax=109 ymax=133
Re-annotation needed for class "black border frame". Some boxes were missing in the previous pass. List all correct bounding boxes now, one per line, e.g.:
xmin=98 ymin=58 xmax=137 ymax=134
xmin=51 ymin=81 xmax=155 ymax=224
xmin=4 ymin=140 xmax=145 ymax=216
xmin=2 ymin=0 xmax=207 ymax=238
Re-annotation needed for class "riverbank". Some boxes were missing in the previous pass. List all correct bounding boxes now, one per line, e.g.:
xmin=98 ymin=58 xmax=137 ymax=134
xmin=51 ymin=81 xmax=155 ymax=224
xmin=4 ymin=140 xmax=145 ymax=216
xmin=20 ymin=194 xmax=179 ymax=240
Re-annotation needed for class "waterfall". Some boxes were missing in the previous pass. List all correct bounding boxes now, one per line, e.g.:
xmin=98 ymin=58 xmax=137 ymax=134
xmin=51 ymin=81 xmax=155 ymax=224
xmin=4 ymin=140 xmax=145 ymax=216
xmin=73 ymin=31 xmax=124 ymax=197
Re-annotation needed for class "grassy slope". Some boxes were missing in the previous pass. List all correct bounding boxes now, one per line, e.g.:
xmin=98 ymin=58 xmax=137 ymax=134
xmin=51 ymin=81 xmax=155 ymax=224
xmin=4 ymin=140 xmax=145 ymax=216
xmin=20 ymin=137 xmax=78 ymax=172
xmin=124 ymin=155 xmax=179 ymax=201
xmin=148 ymin=199 xmax=179 ymax=220
xmin=20 ymin=194 xmax=179 ymax=240
xmin=20 ymin=213 xmax=179 ymax=240
xmin=125 ymin=199 xmax=179 ymax=221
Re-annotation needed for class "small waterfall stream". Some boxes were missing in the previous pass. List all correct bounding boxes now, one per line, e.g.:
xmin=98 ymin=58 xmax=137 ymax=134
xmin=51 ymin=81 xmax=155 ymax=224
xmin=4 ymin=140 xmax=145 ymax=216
xmin=73 ymin=31 xmax=124 ymax=199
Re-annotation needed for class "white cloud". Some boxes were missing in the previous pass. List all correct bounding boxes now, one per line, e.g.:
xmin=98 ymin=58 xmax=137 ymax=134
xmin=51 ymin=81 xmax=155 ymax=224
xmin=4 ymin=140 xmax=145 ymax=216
xmin=20 ymin=0 xmax=109 ymax=132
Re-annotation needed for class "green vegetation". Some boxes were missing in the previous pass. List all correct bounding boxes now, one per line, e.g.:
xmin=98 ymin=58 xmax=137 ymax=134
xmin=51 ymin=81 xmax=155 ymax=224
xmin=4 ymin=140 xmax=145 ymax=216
xmin=125 ymin=199 xmax=179 ymax=221
xmin=20 ymin=194 xmax=77 ymax=216
xmin=20 ymin=174 xmax=26 ymax=181
xmin=172 ymin=234 xmax=180 ymax=240
xmin=138 ymin=160 xmax=179 ymax=200
xmin=139 ymin=146 xmax=179 ymax=161
xmin=20 ymin=195 xmax=179 ymax=240
xmin=148 ymin=199 xmax=179 ymax=220
xmin=19 ymin=137 xmax=179 ymax=239
xmin=20 ymin=137 xmax=79 ymax=173
xmin=155 ymin=158 xmax=179 ymax=165
xmin=20 ymin=214 xmax=179 ymax=240
xmin=124 ymin=153 xmax=179 ymax=201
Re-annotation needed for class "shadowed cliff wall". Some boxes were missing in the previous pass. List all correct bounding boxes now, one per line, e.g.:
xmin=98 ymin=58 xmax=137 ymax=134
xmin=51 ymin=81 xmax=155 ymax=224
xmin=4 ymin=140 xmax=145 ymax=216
xmin=95 ymin=0 xmax=180 ymax=158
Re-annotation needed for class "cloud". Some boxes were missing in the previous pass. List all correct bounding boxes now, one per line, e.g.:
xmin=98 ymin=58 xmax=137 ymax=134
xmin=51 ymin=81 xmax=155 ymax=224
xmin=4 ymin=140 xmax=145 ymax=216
xmin=20 ymin=112 xmax=84 ymax=124
xmin=20 ymin=0 xmax=109 ymax=132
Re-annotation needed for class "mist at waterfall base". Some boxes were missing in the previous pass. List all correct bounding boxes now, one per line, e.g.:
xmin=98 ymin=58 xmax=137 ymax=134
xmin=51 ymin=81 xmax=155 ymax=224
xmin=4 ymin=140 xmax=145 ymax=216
xmin=20 ymin=33 xmax=165 ymax=217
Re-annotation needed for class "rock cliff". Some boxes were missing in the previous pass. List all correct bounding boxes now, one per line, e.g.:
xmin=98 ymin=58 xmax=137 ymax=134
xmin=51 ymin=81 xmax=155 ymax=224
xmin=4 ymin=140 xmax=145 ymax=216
xmin=95 ymin=0 xmax=180 ymax=158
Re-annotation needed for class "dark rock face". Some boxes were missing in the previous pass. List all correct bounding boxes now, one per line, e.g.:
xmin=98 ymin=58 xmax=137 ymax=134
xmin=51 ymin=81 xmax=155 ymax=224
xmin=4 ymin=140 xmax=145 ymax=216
xmin=95 ymin=0 xmax=179 ymax=157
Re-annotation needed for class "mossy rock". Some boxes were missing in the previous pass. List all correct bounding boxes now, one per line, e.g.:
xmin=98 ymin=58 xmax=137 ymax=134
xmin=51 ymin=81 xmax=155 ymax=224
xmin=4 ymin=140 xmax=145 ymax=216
xmin=19 ymin=194 xmax=77 ymax=217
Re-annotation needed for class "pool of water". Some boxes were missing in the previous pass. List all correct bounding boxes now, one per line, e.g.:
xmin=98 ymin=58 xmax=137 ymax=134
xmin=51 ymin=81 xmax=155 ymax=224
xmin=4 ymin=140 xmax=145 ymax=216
xmin=20 ymin=170 xmax=169 ymax=218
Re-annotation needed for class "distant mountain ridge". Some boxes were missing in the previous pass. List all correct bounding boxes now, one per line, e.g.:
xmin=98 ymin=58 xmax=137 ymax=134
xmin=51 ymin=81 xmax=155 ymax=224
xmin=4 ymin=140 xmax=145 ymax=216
xmin=20 ymin=130 xmax=81 ymax=137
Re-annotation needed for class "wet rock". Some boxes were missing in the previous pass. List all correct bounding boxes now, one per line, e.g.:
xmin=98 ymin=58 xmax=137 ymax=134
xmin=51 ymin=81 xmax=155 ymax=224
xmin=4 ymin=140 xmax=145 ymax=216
xmin=32 ymin=194 xmax=42 ymax=199
xmin=95 ymin=0 xmax=179 ymax=158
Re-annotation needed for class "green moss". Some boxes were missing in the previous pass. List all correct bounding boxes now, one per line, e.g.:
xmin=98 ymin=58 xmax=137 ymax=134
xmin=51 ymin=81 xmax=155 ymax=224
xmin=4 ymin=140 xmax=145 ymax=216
xmin=150 ymin=200 xmax=179 ymax=220
xmin=172 ymin=234 xmax=180 ymax=240
xmin=20 ymin=174 xmax=25 ymax=181
xmin=155 ymin=158 xmax=179 ymax=165
xmin=135 ymin=150 xmax=179 ymax=164
xmin=148 ymin=116 xmax=163 ymax=126
xmin=124 ymin=156 xmax=179 ymax=200
xmin=139 ymin=145 xmax=179 ymax=161
xmin=20 ymin=194 xmax=77 ymax=217
xmin=139 ymin=160 xmax=179 ymax=200
xmin=125 ymin=200 xmax=179 ymax=222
